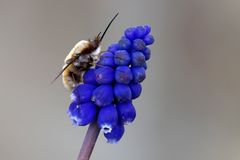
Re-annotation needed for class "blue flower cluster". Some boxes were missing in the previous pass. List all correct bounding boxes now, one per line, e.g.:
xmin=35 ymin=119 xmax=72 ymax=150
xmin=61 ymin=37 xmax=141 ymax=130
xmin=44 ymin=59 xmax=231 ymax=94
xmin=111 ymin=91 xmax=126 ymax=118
xmin=68 ymin=25 xmax=154 ymax=143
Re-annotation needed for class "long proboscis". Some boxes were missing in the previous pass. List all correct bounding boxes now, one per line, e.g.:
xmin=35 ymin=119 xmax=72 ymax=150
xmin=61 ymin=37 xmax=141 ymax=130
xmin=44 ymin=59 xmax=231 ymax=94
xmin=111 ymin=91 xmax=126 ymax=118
xmin=100 ymin=13 xmax=119 ymax=42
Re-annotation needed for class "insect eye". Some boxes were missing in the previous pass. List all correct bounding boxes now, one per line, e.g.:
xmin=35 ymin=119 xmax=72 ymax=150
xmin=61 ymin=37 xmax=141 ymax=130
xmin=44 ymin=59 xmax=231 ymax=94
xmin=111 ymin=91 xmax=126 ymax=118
xmin=75 ymin=52 xmax=81 ymax=56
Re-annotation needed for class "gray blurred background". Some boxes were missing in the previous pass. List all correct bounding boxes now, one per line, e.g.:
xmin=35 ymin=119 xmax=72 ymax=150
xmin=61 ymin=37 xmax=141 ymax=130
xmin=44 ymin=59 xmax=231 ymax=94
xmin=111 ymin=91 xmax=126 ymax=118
xmin=0 ymin=0 xmax=240 ymax=160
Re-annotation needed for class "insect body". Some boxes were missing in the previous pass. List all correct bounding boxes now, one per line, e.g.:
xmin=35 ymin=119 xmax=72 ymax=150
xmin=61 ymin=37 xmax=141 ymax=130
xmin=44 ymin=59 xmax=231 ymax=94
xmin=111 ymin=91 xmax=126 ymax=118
xmin=62 ymin=39 xmax=101 ymax=90
xmin=52 ymin=13 xmax=119 ymax=91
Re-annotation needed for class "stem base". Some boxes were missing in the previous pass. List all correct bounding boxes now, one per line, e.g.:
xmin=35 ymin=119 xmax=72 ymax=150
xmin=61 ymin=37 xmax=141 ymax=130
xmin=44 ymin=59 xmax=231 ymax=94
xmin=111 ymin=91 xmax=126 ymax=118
xmin=77 ymin=122 xmax=100 ymax=160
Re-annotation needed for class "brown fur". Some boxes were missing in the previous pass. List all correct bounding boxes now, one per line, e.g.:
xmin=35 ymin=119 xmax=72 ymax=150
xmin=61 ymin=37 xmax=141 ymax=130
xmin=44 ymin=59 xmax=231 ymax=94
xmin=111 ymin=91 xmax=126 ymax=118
xmin=62 ymin=39 xmax=100 ymax=91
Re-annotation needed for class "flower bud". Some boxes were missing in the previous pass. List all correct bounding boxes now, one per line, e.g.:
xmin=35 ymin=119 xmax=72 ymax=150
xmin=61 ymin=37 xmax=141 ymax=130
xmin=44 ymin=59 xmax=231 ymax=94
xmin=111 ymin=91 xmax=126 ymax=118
xmin=135 ymin=26 xmax=147 ymax=38
xmin=129 ymin=83 xmax=142 ymax=99
xmin=144 ymin=25 xmax=151 ymax=35
xmin=115 ymin=66 xmax=133 ymax=84
xmin=124 ymin=27 xmax=136 ymax=40
xmin=131 ymin=51 xmax=146 ymax=67
xmin=114 ymin=83 xmax=132 ymax=102
xmin=143 ymin=47 xmax=151 ymax=61
xmin=114 ymin=50 xmax=131 ymax=66
xmin=144 ymin=34 xmax=155 ymax=45
xmin=92 ymin=85 xmax=114 ymax=106
xmin=108 ymin=43 xmax=120 ymax=53
xmin=117 ymin=102 xmax=136 ymax=124
xmin=95 ymin=66 xmax=114 ymax=84
xmin=118 ymin=37 xmax=131 ymax=50
xmin=133 ymin=39 xmax=146 ymax=51
xmin=131 ymin=67 xmax=146 ymax=83
xmin=98 ymin=52 xmax=115 ymax=67
xmin=83 ymin=69 xmax=98 ymax=85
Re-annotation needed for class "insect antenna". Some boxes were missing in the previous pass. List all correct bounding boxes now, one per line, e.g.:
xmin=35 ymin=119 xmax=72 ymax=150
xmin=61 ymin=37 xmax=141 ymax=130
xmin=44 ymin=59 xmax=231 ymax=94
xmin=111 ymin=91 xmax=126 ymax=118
xmin=100 ymin=13 xmax=119 ymax=42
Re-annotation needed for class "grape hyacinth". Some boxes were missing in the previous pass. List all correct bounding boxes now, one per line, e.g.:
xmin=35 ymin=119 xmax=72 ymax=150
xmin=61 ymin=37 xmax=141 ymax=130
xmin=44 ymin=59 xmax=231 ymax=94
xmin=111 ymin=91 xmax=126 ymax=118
xmin=67 ymin=25 xmax=154 ymax=143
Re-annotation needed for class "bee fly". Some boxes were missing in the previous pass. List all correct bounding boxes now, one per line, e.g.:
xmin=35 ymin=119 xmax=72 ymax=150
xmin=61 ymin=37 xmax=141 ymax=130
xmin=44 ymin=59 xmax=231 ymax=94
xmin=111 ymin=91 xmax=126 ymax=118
xmin=52 ymin=13 xmax=119 ymax=91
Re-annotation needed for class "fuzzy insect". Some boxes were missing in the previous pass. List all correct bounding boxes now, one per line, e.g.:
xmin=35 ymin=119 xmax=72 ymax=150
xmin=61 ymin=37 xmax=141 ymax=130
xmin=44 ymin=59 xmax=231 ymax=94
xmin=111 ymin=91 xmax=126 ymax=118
xmin=52 ymin=13 xmax=119 ymax=91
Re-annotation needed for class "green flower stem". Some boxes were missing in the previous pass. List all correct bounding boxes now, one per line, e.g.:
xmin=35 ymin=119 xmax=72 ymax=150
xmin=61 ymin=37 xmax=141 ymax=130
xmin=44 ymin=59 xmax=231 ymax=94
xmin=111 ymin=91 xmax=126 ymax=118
xmin=77 ymin=122 xmax=100 ymax=160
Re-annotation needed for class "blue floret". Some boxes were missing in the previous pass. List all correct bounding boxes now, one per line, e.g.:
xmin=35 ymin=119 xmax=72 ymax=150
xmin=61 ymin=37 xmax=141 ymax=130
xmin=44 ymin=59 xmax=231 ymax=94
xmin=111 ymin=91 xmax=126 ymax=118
xmin=108 ymin=43 xmax=120 ymax=53
xmin=143 ymin=34 xmax=155 ymax=45
xmin=91 ymin=85 xmax=114 ymax=107
xmin=143 ymin=25 xmax=151 ymax=35
xmin=116 ymin=102 xmax=136 ymax=125
xmin=129 ymin=83 xmax=142 ymax=99
xmin=115 ymin=66 xmax=133 ymax=84
xmin=95 ymin=66 xmax=115 ymax=84
xmin=118 ymin=37 xmax=131 ymax=50
xmin=68 ymin=102 xmax=97 ymax=126
xmin=97 ymin=52 xmax=115 ymax=67
xmin=135 ymin=26 xmax=148 ymax=38
xmin=124 ymin=27 xmax=135 ymax=40
xmin=131 ymin=67 xmax=146 ymax=83
xmin=98 ymin=105 xmax=118 ymax=133
xmin=143 ymin=47 xmax=151 ymax=61
xmin=104 ymin=124 xmax=125 ymax=144
xmin=114 ymin=50 xmax=131 ymax=66
xmin=133 ymin=39 xmax=146 ymax=51
xmin=71 ymin=84 xmax=96 ymax=104
xmin=114 ymin=83 xmax=132 ymax=103
xmin=83 ymin=69 xmax=98 ymax=85
xmin=131 ymin=51 xmax=146 ymax=67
